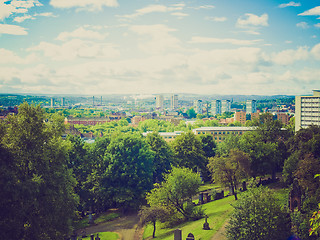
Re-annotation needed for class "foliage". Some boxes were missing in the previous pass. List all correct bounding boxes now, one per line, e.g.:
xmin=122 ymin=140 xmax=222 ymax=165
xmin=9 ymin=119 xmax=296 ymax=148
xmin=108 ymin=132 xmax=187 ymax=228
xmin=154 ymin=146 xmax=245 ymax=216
xmin=171 ymin=131 xmax=207 ymax=174
xmin=145 ymin=132 xmax=174 ymax=183
xmin=208 ymin=149 xmax=250 ymax=200
xmin=186 ymin=108 xmax=197 ymax=119
xmin=146 ymin=167 xmax=202 ymax=221
xmin=0 ymin=103 xmax=78 ymax=240
xmin=138 ymin=119 xmax=175 ymax=132
xmin=100 ymin=132 xmax=154 ymax=211
xmin=226 ymin=187 xmax=291 ymax=240
xmin=199 ymin=134 xmax=216 ymax=158
xmin=139 ymin=206 xmax=169 ymax=238
xmin=309 ymin=203 xmax=320 ymax=237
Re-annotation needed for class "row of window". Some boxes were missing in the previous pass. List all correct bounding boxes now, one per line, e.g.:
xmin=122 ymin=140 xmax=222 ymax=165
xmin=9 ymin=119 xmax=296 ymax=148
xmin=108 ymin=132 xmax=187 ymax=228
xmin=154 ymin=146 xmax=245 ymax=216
xmin=197 ymin=131 xmax=243 ymax=135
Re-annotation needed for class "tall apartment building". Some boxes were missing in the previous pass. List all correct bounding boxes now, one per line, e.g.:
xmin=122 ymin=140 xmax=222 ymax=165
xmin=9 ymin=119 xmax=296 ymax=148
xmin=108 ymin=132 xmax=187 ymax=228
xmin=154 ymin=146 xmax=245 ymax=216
xmin=277 ymin=112 xmax=290 ymax=125
xmin=221 ymin=100 xmax=231 ymax=113
xmin=156 ymin=95 xmax=164 ymax=110
xmin=295 ymin=90 xmax=320 ymax=132
xmin=211 ymin=100 xmax=221 ymax=115
xmin=194 ymin=100 xmax=203 ymax=114
xmin=234 ymin=111 xmax=246 ymax=125
xmin=246 ymin=100 xmax=257 ymax=114
xmin=171 ymin=94 xmax=178 ymax=110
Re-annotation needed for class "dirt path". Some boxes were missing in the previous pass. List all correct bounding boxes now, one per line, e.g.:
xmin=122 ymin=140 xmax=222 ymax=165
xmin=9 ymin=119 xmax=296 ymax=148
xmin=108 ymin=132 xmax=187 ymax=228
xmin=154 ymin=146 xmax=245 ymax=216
xmin=77 ymin=213 xmax=141 ymax=240
xmin=211 ymin=221 xmax=228 ymax=240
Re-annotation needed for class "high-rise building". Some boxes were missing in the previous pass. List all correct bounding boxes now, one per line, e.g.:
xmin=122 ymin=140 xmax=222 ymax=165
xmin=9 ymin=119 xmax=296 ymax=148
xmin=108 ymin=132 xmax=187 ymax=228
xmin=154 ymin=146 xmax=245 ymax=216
xmin=193 ymin=100 xmax=203 ymax=114
xmin=61 ymin=97 xmax=65 ymax=107
xmin=51 ymin=98 xmax=54 ymax=108
xmin=221 ymin=100 xmax=231 ymax=113
xmin=246 ymin=100 xmax=257 ymax=114
xmin=295 ymin=90 xmax=320 ymax=132
xmin=156 ymin=95 xmax=164 ymax=110
xmin=171 ymin=94 xmax=178 ymax=110
xmin=211 ymin=100 xmax=221 ymax=115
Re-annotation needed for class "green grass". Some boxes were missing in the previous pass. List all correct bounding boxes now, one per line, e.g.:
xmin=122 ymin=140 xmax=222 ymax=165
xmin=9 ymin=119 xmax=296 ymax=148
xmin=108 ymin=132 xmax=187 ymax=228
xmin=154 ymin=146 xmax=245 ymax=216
xmin=74 ymin=211 xmax=121 ymax=230
xmin=143 ymin=195 xmax=235 ymax=240
xmin=81 ymin=232 xmax=120 ymax=240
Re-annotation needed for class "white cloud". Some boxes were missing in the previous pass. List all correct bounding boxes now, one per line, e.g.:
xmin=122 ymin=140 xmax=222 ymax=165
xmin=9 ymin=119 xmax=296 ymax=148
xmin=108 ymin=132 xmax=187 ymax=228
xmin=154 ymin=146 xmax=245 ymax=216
xmin=0 ymin=2 xmax=15 ymax=20
xmin=299 ymin=6 xmax=320 ymax=16
xmin=315 ymin=23 xmax=320 ymax=28
xmin=311 ymin=43 xmax=320 ymax=60
xmin=118 ymin=4 xmax=184 ymax=19
xmin=237 ymin=13 xmax=269 ymax=27
xmin=272 ymin=47 xmax=309 ymax=65
xmin=0 ymin=48 xmax=36 ymax=64
xmin=50 ymin=0 xmax=119 ymax=11
xmin=14 ymin=15 xmax=35 ymax=23
xmin=34 ymin=12 xmax=58 ymax=17
xmin=56 ymin=27 xmax=107 ymax=41
xmin=189 ymin=37 xmax=262 ymax=45
xmin=296 ymin=21 xmax=309 ymax=29
xmin=28 ymin=39 xmax=120 ymax=61
xmin=206 ymin=16 xmax=227 ymax=22
xmin=278 ymin=2 xmax=301 ymax=8
xmin=10 ymin=0 xmax=42 ymax=8
xmin=0 ymin=24 xmax=27 ymax=35
xmin=190 ymin=5 xmax=215 ymax=10
xmin=130 ymin=24 xmax=182 ymax=54
xmin=171 ymin=12 xmax=188 ymax=17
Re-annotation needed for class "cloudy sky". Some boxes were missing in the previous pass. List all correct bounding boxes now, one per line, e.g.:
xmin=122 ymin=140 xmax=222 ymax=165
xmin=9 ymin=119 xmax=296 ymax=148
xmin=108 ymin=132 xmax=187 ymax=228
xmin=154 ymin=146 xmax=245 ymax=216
xmin=1 ymin=0 xmax=320 ymax=95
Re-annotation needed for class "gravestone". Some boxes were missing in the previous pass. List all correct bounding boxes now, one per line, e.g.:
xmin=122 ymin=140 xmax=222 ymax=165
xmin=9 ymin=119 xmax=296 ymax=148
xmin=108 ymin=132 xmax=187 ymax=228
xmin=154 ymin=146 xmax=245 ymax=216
xmin=90 ymin=234 xmax=94 ymax=240
xmin=242 ymin=181 xmax=247 ymax=191
xmin=186 ymin=233 xmax=195 ymax=240
xmin=289 ymin=179 xmax=301 ymax=211
xmin=95 ymin=233 xmax=100 ymax=240
xmin=174 ymin=229 xmax=182 ymax=240
xmin=203 ymin=192 xmax=209 ymax=203
xmin=198 ymin=193 xmax=204 ymax=205
xmin=88 ymin=206 xmax=94 ymax=224
xmin=203 ymin=215 xmax=210 ymax=230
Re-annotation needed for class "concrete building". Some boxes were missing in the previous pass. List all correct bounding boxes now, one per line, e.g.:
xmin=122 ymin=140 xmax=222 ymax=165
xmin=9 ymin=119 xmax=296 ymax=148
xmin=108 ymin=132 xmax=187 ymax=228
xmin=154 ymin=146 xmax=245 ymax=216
xmin=234 ymin=111 xmax=246 ymax=125
xmin=221 ymin=100 xmax=231 ymax=113
xmin=193 ymin=126 xmax=255 ymax=143
xmin=142 ymin=131 xmax=183 ymax=142
xmin=156 ymin=95 xmax=164 ymax=110
xmin=194 ymin=100 xmax=203 ymax=114
xmin=171 ymin=94 xmax=178 ymax=110
xmin=51 ymin=98 xmax=54 ymax=108
xmin=246 ymin=100 xmax=257 ymax=114
xmin=211 ymin=100 xmax=221 ymax=115
xmin=295 ymin=90 xmax=320 ymax=132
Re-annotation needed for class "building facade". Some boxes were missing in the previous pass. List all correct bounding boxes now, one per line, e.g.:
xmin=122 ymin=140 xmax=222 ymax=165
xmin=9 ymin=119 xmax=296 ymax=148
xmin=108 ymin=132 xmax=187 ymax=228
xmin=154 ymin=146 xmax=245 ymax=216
xmin=156 ymin=95 xmax=164 ymax=110
xmin=221 ymin=100 xmax=231 ymax=113
xmin=246 ymin=100 xmax=257 ymax=114
xmin=193 ymin=126 xmax=255 ymax=143
xmin=171 ymin=94 xmax=178 ymax=110
xmin=211 ymin=100 xmax=221 ymax=115
xmin=295 ymin=90 xmax=320 ymax=132
xmin=194 ymin=99 xmax=203 ymax=114
xmin=234 ymin=111 xmax=246 ymax=125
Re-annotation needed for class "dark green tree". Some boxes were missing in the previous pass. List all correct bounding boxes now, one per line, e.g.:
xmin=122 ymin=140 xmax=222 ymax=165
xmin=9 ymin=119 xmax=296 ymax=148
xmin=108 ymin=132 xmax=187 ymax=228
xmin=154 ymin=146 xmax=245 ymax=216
xmin=171 ymin=131 xmax=207 ymax=175
xmin=186 ymin=108 xmax=197 ymax=119
xmin=226 ymin=187 xmax=291 ymax=240
xmin=145 ymin=132 xmax=174 ymax=183
xmin=0 ymin=103 xmax=78 ymax=240
xmin=100 ymin=133 xmax=154 ymax=211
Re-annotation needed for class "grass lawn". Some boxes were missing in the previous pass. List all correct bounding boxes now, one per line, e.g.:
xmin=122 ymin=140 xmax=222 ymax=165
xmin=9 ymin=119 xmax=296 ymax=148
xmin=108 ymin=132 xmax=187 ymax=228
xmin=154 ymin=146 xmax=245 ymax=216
xmin=74 ymin=211 xmax=121 ymax=230
xmin=143 ymin=195 xmax=235 ymax=240
xmin=81 ymin=232 xmax=120 ymax=240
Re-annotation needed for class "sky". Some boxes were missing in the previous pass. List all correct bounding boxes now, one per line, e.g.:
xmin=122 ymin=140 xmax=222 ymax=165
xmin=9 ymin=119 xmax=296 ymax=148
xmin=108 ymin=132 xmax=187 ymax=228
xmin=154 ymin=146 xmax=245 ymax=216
xmin=0 ymin=0 xmax=320 ymax=96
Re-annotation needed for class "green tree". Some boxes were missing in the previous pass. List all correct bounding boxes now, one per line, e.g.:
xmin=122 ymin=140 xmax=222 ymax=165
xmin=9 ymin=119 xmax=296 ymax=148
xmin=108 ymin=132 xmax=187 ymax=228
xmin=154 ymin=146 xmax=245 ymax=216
xmin=139 ymin=206 xmax=169 ymax=238
xmin=0 ymin=103 xmax=78 ymax=240
xmin=146 ymin=167 xmax=202 ymax=221
xmin=186 ymin=108 xmax=197 ymax=119
xmin=100 ymin=133 xmax=154 ymax=211
xmin=171 ymin=131 xmax=207 ymax=175
xmin=145 ymin=132 xmax=174 ymax=183
xmin=208 ymin=149 xmax=250 ymax=200
xmin=226 ymin=187 xmax=291 ymax=240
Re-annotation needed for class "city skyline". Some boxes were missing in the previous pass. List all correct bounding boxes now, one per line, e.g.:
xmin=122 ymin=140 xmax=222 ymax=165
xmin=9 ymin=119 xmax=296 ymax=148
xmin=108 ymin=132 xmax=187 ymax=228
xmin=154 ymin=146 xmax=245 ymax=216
xmin=1 ymin=0 xmax=320 ymax=95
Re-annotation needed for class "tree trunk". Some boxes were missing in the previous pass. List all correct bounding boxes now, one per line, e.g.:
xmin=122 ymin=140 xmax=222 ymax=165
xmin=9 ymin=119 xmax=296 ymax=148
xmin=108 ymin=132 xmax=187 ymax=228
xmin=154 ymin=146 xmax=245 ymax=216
xmin=152 ymin=221 xmax=156 ymax=238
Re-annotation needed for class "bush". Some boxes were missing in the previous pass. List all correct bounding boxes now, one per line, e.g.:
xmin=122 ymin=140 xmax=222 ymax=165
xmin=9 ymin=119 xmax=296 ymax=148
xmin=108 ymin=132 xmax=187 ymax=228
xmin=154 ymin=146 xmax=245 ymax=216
xmin=226 ymin=187 xmax=291 ymax=240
